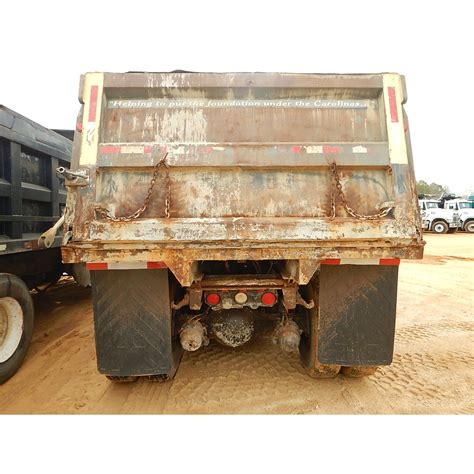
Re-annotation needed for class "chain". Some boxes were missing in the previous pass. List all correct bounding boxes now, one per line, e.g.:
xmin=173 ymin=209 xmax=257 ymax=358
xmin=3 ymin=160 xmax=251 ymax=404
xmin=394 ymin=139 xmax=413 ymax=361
xmin=95 ymin=153 xmax=170 ymax=222
xmin=329 ymin=162 xmax=394 ymax=220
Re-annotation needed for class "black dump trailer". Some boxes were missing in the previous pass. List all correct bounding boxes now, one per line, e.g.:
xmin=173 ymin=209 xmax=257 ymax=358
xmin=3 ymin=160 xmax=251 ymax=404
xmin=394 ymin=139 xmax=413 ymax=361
xmin=0 ymin=105 xmax=72 ymax=383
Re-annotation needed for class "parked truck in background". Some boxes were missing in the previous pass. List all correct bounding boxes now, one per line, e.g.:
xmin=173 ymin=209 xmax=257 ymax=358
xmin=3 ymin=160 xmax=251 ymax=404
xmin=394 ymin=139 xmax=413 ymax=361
xmin=442 ymin=198 xmax=474 ymax=233
xmin=418 ymin=199 xmax=458 ymax=234
xmin=62 ymin=72 xmax=424 ymax=382
xmin=0 ymin=105 xmax=72 ymax=383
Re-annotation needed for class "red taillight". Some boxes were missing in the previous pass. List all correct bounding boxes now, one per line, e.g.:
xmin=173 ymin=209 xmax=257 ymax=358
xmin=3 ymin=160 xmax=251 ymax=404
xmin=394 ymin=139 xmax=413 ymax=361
xmin=261 ymin=292 xmax=277 ymax=306
xmin=206 ymin=293 xmax=221 ymax=305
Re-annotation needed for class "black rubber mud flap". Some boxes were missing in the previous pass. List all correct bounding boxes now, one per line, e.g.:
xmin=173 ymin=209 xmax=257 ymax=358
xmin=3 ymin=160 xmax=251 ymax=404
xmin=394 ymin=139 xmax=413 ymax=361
xmin=299 ymin=279 xmax=341 ymax=378
xmin=91 ymin=269 xmax=182 ymax=377
xmin=318 ymin=265 xmax=398 ymax=366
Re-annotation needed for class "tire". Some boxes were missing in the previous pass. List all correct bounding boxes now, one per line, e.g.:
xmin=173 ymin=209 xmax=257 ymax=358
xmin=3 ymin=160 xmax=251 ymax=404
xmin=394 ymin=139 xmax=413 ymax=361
xmin=432 ymin=221 xmax=448 ymax=234
xmin=305 ymin=364 xmax=341 ymax=379
xmin=106 ymin=375 xmax=139 ymax=383
xmin=464 ymin=221 xmax=474 ymax=233
xmin=340 ymin=366 xmax=378 ymax=377
xmin=0 ymin=274 xmax=34 ymax=384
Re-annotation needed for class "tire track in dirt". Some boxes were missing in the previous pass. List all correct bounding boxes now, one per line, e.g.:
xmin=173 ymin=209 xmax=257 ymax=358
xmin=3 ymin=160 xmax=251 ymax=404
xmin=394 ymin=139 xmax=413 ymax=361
xmin=370 ymin=350 xmax=474 ymax=404
xmin=396 ymin=321 xmax=474 ymax=343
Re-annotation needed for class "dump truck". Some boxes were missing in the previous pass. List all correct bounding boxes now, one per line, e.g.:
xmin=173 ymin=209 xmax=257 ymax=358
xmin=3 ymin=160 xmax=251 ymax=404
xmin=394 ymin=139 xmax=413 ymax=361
xmin=62 ymin=72 xmax=424 ymax=382
xmin=0 ymin=105 xmax=72 ymax=384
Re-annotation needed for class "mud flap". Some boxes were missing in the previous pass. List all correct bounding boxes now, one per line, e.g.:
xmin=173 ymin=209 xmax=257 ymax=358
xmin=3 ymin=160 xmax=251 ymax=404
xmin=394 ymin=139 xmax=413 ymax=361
xmin=299 ymin=279 xmax=341 ymax=377
xmin=91 ymin=269 xmax=182 ymax=377
xmin=318 ymin=265 xmax=398 ymax=366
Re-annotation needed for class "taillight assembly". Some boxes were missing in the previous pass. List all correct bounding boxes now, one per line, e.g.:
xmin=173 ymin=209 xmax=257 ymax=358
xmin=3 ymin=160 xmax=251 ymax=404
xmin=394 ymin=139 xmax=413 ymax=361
xmin=261 ymin=291 xmax=277 ymax=306
xmin=234 ymin=292 xmax=248 ymax=304
xmin=206 ymin=292 xmax=221 ymax=305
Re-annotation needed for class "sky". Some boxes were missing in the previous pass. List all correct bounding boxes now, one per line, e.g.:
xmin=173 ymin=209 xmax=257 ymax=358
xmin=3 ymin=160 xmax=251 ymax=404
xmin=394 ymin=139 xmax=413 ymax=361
xmin=1 ymin=0 xmax=472 ymax=195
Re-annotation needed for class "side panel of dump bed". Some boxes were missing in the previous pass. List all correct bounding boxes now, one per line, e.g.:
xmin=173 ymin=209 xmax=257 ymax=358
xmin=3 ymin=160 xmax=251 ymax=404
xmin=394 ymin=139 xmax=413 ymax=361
xmin=63 ymin=73 xmax=423 ymax=284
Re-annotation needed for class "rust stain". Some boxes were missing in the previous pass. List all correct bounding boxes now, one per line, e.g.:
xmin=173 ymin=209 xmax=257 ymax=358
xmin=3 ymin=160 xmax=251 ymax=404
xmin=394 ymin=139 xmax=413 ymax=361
xmin=63 ymin=72 xmax=423 ymax=288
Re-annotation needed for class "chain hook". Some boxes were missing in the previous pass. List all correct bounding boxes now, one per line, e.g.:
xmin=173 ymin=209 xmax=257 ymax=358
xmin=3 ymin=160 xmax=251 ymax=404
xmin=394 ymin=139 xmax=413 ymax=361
xmin=95 ymin=152 xmax=170 ymax=222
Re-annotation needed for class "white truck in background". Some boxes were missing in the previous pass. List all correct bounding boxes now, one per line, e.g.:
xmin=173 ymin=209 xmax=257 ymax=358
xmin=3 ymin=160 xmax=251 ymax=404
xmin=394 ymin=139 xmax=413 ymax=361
xmin=442 ymin=199 xmax=474 ymax=233
xmin=418 ymin=199 xmax=458 ymax=234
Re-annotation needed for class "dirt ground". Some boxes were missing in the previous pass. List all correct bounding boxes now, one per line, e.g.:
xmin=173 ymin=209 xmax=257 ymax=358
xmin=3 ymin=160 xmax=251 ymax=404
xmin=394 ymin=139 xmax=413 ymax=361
xmin=0 ymin=234 xmax=472 ymax=414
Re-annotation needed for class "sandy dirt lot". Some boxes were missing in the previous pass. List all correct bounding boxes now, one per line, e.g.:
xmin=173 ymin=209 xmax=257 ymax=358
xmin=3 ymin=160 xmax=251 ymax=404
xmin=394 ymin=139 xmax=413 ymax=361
xmin=0 ymin=234 xmax=472 ymax=414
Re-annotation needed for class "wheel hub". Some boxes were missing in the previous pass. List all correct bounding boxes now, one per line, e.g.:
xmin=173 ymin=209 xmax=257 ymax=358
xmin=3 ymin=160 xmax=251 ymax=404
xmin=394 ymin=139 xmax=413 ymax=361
xmin=0 ymin=297 xmax=24 ymax=363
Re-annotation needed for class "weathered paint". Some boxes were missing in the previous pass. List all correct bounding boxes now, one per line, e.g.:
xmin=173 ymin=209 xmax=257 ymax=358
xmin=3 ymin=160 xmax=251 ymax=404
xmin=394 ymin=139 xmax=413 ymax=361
xmin=64 ymin=72 xmax=423 ymax=286
xmin=80 ymin=72 xmax=104 ymax=165
xmin=383 ymin=74 xmax=408 ymax=164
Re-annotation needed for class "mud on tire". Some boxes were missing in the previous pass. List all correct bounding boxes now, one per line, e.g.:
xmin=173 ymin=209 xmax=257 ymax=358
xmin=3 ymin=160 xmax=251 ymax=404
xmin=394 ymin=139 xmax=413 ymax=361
xmin=340 ymin=366 xmax=378 ymax=377
xmin=106 ymin=375 xmax=139 ymax=383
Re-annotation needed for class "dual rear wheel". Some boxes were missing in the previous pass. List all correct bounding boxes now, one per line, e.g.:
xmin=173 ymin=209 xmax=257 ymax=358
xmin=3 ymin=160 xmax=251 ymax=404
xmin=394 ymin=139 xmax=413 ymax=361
xmin=305 ymin=364 xmax=378 ymax=379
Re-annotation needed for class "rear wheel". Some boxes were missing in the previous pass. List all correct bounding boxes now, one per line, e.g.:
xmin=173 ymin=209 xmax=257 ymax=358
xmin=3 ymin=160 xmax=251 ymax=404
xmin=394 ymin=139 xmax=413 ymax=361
xmin=464 ymin=221 xmax=474 ymax=233
xmin=147 ymin=374 xmax=170 ymax=382
xmin=0 ymin=274 xmax=34 ymax=384
xmin=340 ymin=366 xmax=378 ymax=377
xmin=432 ymin=221 xmax=448 ymax=234
xmin=106 ymin=375 xmax=138 ymax=383
xmin=306 ymin=364 xmax=341 ymax=379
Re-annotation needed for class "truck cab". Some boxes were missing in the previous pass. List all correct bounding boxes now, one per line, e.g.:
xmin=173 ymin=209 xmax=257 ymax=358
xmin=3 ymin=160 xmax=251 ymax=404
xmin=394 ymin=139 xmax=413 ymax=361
xmin=418 ymin=200 xmax=458 ymax=234
xmin=443 ymin=199 xmax=474 ymax=233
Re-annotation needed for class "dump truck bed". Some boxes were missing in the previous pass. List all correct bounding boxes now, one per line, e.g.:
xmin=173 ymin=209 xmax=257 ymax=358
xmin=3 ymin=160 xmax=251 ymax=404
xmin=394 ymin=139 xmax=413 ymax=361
xmin=63 ymin=72 xmax=423 ymax=285
xmin=0 ymin=105 xmax=71 ymax=254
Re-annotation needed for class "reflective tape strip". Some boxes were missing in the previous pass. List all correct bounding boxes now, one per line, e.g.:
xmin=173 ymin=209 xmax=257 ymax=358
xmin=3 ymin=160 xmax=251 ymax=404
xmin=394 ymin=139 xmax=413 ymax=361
xmin=387 ymin=87 xmax=399 ymax=123
xmin=99 ymin=145 xmax=153 ymax=155
xmin=97 ymin=143 xmax=373 ymax=156
xmin=88 ymin=85 xmax=99 ymax=123
xmin=99 ymin=145 xmax=121 ymax=154
xmin=322 ymin=145 xmax=341 ymax=154
xmin=382 ymin=74 xmax=408 ymax=164
xmin=321 ymin=258 xmax=400 ymax=266
xmin=86 ymin=262 xmax=168 ymax=270
xmin=379 ymin=258 xmax=401 ymax=266
xmin=86 ymin=262 xmax=108 ymax=270
xmin=147 ymin=261 xmax=167 ymax=269
xmin=320 ymin=258 xmax=341 ymax=265
xmin=80 ymin=73 xmax=104 ymax=166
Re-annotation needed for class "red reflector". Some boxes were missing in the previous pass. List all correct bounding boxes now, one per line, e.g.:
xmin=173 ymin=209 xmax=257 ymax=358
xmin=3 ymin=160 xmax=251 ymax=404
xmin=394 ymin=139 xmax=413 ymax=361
xmin=206 ymin=293 xmax=221 ymax=305
xmin=323 ymin=145 xmax=341 ymax=154
xmin=320 ymin=259 xmax=341 ymax=265
xmin=88 ymin=85 xmax=99 ymax=122
xmin=261 ymin=292 xmax=277 ymax=306
xmin=86 ymin=262 xmax=108 ymax=270
xmin=388 ymin=87 xmax=399 ymax=123
xmin=100 ymin=145 xmax=121 ymax=154
xmin=147 ymin=261 xmax=167 ymax=269
xmin=379 ymin=258 xmax=400 ymax=266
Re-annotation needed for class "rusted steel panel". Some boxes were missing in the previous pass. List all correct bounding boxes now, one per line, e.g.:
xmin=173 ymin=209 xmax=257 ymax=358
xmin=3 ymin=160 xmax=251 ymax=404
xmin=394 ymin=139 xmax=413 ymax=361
xmin=102 ymin=72 xmax=385 ymax=91
xmin=64 ymin=72 xmax=423 ymax=285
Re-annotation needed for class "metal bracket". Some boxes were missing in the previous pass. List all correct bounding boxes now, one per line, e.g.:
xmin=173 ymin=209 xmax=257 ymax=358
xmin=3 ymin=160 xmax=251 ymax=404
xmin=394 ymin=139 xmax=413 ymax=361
xmin=57 ymin=166 xmax=89 ymax=185
xmin=171 ymin=292 xmax=190 ymax=310
xmin=38 ymin=214 xmax=65 ymax=248
xmin=296 ymin=291 xmax=315 ymax=309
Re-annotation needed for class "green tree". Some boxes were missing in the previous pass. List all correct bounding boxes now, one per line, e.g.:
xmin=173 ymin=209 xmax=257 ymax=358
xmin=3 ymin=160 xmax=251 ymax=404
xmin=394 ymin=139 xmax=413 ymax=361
xmin=416 ymin=180 xmax=450 ymax=197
